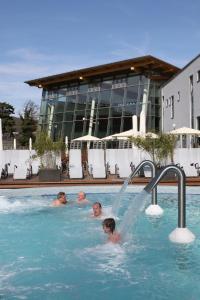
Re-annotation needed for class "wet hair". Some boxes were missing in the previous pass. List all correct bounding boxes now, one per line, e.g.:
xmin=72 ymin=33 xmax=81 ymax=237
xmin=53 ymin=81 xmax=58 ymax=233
xmin=93 ymin=202 xmax=102 ymax=208
xmin=102 ymin=218 xmax=116 ymax=233
xmin=57 ymin=192 xmax=66 ymax=199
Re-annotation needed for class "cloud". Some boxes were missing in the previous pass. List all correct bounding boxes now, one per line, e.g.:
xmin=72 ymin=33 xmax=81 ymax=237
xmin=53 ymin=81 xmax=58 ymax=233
xmin=108 ymin=34 xmax=151 ymax=59
xmin=0 ymin=48 xmax=110 ymax=115
xmin=7 ymin=48 xmax=48 ymax=61
xmin=0 ymin=80 xmax=41 ymax=115
xmin=0 ymin=63 xmax=47 ymax=76
xmin=152 ymin=51 xmax=190 ymax=68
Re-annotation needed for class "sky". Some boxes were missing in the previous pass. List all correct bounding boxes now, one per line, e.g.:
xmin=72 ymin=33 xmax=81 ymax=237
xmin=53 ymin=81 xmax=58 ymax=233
xmin=0 ymin=0 xmax=200 ymax=115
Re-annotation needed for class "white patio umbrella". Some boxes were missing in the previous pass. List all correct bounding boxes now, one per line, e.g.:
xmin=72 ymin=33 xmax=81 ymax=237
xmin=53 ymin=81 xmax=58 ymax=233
xmin=113 ymin=129 xmax=158 ymax=138
xmin=101 ymin=135 xmax=128 ymax=141
xmin=168 ymin=127 xmax=200 ymax=135
xmin=71 ymin=134 xmax=100 ymax=142
xmin=168 ymin=127 xmax=200 ymax=148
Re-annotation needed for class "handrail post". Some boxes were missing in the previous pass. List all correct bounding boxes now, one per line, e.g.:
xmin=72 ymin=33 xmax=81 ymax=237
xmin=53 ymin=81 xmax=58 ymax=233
xmin=144 ymin=165 xmax=195 ymax=244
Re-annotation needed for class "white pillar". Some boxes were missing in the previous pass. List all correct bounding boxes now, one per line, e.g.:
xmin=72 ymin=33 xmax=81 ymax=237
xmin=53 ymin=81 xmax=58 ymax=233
xmin=140 ymin=87 xmax=148 ymax=134
xmin=29 ymin=137 xmax=32 ymax=151
xmin=132 ymin=115 xmax=138 ymax=133
xmin=48 ymin=104 xmax=55 ymax=137
xmin=65 ymin=136 xmax=69 ymax=156
xmin=132 ymin=115 xmax=138 ymax=149
xmin=88 ymin=100 xmax=95 ymax=136
xmin=13 ymin=138 xmax=16 ymax=150
xmin=0 ymin=118 xmax=3 ymax=150
xmin=87 ymin=100 xmax=95 ymax=149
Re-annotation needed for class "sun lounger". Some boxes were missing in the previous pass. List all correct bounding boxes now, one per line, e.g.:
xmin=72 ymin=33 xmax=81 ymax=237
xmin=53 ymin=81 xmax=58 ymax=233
xmin=4 ymin=150 xmax=31 ymax=175
xmin=31 ymin=159 xmax=40 ymax=175
xmin=88 ymin=149 xmax=106 ymax=178
xmin=105 ymin=149 xmax=118 ymax=174
xmin=115 ymin=149 xmax=132 ymax=178
xmin=174 ymin=149 xmax=199 ymax=177
xmin=69 ymin=149 xmax=83 ymax=178
xmin=13 ymin=165 xmax=29 ymax=180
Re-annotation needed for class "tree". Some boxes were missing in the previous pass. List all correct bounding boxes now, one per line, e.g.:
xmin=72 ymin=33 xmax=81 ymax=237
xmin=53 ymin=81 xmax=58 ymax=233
xmin=0 ymin=102 xmax=15 ymax=136
xmin=130 ymin=133 xmax=177 ymax=165
xmin=156 ymin=134 xmax=177 ymax=164
xmin=19 ymin=100 xmax=39 ymax=146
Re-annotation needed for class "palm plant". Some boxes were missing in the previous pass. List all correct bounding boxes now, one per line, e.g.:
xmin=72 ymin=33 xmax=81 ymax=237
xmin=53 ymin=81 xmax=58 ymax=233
xmin=34 ymin=131 xmax=65 ymax=169
xmin=156 ymin=134 xmax=177 ymax=164
xmin=130 ymin=133 xmax=177 ymax=165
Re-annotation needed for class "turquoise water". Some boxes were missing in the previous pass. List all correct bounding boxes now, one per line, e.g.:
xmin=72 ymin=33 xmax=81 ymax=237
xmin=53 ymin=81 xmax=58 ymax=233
xmin=0 ymin=187 xmax=200 ymax=300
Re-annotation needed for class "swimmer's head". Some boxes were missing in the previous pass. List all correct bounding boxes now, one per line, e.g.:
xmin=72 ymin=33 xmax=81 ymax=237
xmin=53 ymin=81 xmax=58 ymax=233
xmin=57 ymin=192 xmax=67 ymax=204
xmin=102 ymin=218 xmax=115 ymax=234
xmin=92 ymin=202 xmax=102 ymax=217
xmin=78 ymin=191 xmax=86 ymax=201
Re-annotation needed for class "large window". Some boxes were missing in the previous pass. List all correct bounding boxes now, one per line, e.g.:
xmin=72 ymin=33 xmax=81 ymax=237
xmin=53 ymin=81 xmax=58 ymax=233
xmin=39 ymin=74 xmax=161 ymax=139
xmin=170 ymin=96 xmax=174 ymax=119
xmin=190 ymin=75 xmax=194 ymax=128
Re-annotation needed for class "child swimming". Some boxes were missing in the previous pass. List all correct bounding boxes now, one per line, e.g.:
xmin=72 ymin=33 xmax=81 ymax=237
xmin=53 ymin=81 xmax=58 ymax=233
xmin=102 ymin=218 xmax=121 ymax=244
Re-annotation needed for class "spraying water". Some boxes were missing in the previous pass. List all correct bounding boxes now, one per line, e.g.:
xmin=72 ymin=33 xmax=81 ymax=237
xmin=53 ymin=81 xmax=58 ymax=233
xmin=112 ymin=160 xmax=156 ymax=217
xmin=119 ymin=190 xmax=151 ymax=240
xmin=112 ymin=175 xmax=131 ymax=216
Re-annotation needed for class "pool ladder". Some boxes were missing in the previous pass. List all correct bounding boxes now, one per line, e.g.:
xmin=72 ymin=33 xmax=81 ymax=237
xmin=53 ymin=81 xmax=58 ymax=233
xmin=123 ymin=160 xmax=195 ymax=244
xmin=144 ymin=164 xmax=195 ymax=244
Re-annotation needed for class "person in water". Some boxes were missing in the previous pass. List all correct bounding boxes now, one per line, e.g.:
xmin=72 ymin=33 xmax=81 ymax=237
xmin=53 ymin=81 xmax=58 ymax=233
xmin=92 ymin=202 xmax=102 ymax=218
xmin=76 ymin=191 xmax=90 ymax=205
xmin=52 ymin=192 xmax=67 ymax=206
xmin=102 ymin=218 xmax=121 ymax=243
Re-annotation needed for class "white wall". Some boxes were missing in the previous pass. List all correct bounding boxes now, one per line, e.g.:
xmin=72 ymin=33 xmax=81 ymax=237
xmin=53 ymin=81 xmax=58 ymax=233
xmin=162 ymin=55 xmax=200 ymax=132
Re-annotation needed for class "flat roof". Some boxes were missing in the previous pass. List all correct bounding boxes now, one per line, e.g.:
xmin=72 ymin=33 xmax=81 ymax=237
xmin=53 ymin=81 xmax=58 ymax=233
xmin=25 ymin=55 xmax=180 ymax=88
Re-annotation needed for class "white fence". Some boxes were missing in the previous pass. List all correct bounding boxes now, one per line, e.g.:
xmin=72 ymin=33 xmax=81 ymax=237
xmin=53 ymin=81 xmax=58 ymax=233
xmin=1 ymin=148 xmax=200 ymax=179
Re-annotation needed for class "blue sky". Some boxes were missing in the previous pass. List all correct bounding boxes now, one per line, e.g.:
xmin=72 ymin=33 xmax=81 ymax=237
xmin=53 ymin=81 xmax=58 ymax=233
xmin=0 ymin=0 xmax=200 ymax=115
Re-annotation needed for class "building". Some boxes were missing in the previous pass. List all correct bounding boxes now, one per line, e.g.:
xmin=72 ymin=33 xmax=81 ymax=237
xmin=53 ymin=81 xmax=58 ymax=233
xmin=162 ymin=54 xmax=200 ymax=133
xmin=25 ymin=55 xmax=179 ymax=141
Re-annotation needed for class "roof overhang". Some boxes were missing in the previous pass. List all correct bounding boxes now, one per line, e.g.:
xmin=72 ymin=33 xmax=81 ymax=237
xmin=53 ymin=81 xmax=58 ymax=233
xmin=25 ymin=55 xmax=180 ymax=88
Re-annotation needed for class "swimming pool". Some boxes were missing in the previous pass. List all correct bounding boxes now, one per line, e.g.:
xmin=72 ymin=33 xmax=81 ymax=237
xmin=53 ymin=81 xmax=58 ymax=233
xmin=0 ymin=185 xmax=200 ymax=300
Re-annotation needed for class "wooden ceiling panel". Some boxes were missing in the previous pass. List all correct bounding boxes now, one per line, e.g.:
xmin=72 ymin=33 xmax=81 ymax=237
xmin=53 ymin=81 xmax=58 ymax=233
xmin=25 ymin=55 xmax=180 ymax=88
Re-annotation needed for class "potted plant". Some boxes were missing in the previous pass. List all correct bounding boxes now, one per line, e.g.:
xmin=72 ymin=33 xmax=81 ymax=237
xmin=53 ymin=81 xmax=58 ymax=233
xmin=33 ymin=131 xmax=65 ymax=181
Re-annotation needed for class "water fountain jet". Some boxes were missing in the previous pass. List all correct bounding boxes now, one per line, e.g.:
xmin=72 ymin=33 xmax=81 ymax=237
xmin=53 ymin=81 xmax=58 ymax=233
xmin=112 ymin=160 xmax=163 ymax=216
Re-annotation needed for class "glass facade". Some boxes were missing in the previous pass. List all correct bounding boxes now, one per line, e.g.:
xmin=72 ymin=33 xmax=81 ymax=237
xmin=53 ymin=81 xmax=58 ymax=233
xmin=39 ymin=74 xmax=162 ymax=140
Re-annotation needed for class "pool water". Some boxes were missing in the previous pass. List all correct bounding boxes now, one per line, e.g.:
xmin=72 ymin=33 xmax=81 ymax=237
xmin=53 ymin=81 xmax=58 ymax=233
xmin=0 ymin=186 xmax=200 ymax=300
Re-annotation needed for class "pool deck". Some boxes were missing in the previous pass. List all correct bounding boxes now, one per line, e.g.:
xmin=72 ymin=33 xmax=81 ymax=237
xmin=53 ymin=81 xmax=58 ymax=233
xmin=1 ymin=175 xmax=200 ymax=189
